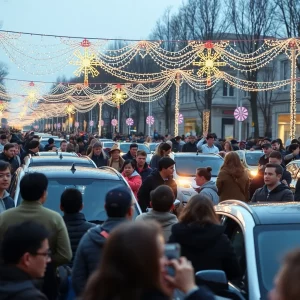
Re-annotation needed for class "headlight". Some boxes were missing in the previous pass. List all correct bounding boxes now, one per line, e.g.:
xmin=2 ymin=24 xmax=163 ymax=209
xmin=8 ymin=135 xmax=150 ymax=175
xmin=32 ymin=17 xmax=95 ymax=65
xmin=177 ymin=179 xmax=192 ymax=188
xmin=250 ymin=170 xmax=258 ymax=177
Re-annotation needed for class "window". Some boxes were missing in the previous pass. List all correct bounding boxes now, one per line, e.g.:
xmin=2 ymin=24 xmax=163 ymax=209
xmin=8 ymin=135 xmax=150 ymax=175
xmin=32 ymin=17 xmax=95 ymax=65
xmin=280 ymin=60 xmax=289 ymax=91
xmin=223 ymin=82 xmax=234 ymax=96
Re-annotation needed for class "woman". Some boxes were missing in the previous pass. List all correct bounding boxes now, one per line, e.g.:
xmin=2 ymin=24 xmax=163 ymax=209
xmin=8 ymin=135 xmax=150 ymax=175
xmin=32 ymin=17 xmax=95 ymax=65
xmin=86 ymin=138 xmax=99 ymax=156
xmin=88 ymin=142 xmax=108 ymax=168
xmin=83 ymin=221 xmax=214 ymax=300
xmin=107 ymin=144 xmax=124 ymax=172
xmin=219 ymin=140 xmax=233 ymax=157
xmin=120 ymin=159 xmax=142 ymax=198
xmin=216 ymin=151 xmax=250 ymax=202
xmin=150 ymin=142 xmax=171 ymax=170
xmin=169 ymin=195 xmax=241 ymax=280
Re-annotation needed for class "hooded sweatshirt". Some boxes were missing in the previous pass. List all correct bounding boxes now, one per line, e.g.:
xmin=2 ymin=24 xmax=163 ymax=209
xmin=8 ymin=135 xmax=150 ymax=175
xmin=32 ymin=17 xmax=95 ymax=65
xmin=199 ymin=181 xmax=219 ymax=205
xmin=251 ymin=182 xmax=294 ymax=202
xmin=72 ymin=218 xmax=127 ymax=296
xmin=169 ymin=223 xmax=241 ymax=280
xmin=136 ymin=210 xmax=178 ymax=241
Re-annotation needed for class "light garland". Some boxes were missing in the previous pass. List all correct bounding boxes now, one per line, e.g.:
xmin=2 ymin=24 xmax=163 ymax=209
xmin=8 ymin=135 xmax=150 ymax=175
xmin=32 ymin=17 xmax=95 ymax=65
xmin=203 ymin=109 xmax=210 ymax=133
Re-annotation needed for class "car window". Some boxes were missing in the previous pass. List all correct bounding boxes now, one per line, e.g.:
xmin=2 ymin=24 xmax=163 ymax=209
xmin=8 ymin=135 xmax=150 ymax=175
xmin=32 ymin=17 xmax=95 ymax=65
xmin=29 ymin=161 xmax=94 ymax=168
xmin=119 ymin=144 xmax=150 ymax=154
xmin=17 ymin=178 xmax=140 ymax=222
xmin=245 ymin=152 xmax=263 ymax=166
xmin=175 ymin=156 xmax=223 ymax=176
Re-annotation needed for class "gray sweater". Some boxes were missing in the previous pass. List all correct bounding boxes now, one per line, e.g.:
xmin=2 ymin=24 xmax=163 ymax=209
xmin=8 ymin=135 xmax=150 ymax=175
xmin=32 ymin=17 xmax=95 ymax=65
xmin=199 ymin=180 xmax=219 ymax=205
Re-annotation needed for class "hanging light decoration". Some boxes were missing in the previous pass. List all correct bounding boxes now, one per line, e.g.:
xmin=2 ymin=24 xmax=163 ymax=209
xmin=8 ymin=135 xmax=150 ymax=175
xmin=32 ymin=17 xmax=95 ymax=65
xmin=65 ymin=102 xmax=76 ymax=115
xmin=111 ymin=84 xmax=127 ymax=108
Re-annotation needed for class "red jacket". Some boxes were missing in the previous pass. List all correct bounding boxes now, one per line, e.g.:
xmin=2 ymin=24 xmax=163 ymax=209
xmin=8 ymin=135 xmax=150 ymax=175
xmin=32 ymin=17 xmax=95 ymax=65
xmin=122 ymin=171 xmax=142 ymax=199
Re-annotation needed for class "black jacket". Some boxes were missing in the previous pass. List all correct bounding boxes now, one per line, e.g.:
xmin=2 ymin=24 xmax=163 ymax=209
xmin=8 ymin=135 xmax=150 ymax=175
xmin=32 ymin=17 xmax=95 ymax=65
xmin=294 ymin=178 xmax=300 ymax=201
xmin=91 ymin=153 xmax=108 ymax=168
xmin=136 ymin=162 xmax=153 ymax=182
xmin=137 ymin=169 xmax=177 ymax=212
xmin=1 ymin=191 xmax=15 ymax=210
xmin=251 ymin=183 xmax=294 ymax=202
xmin=169 ymin=223 xmax=241 ymax=280
xmin=21 ymin=150 xmax=37 ymax=164
xmin=122 ymin=151 xmax=135 ymax=161
xmin=281 ymin=164 xmax=292 ymax=185
xmin=62 ymin=212 xmax=95 ymax=267
xmin=0 ymin=265 xmax=47 ymax=300
xmin=72 ymin=218 xmax=127 ymax=296
xmin=182 ymin=142 xmax=197 ymax=153
xmin=0 ymin=153 xmax=20 ymax=174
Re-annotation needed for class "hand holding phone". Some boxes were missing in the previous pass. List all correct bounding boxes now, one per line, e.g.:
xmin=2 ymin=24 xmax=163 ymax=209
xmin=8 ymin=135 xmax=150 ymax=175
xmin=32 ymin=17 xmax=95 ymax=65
xmin=164 ymin=243 xmax=181 ymax=276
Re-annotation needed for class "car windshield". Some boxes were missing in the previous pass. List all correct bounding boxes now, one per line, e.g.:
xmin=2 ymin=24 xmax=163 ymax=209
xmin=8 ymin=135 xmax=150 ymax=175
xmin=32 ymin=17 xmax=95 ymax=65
xmin=254 ymin=224 xmax=300 ymax=299
xmin=119 ymin=143 xmax=150 ymax=154
xmin=29 ymin=161 xmax=95 ymax=168
xmin=245 ymin=152 xmax=263 ymax=166
xmin=40 ymin=140 xmax=62 ymax=149
xmin=102 ymin=142 xmax=116 ymax=148
xmin=149 ymin=144 xmax=158 ymax=152
xmin=18 ymin=178 xmax=139 ymax=222
xmin=175 ymin=156 xmax=223 ymax=176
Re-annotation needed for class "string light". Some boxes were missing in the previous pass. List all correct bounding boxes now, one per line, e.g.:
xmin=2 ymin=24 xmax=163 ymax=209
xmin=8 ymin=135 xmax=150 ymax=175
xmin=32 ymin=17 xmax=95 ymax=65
xmin=203 ymin=109 xmax=210 ymax=133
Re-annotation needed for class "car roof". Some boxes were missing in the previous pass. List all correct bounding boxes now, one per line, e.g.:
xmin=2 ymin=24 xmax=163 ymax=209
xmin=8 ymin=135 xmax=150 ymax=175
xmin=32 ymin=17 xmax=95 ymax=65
xmin=36 ymin=152 xmax=78 ymax=157
xmin=173 ymin=152 xmax=223 ymax=159
xmin=26 ymin=165 xmax=122 ymax=180
xmin=28 ymin=156 xmax=92 ymax=163
xmin=216 ymin=200 xmax=300 ymax=225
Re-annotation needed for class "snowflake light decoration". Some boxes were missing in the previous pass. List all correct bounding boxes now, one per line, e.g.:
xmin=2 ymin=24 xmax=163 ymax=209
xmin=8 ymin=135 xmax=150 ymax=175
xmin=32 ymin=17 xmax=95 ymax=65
xmin=193 ymin=41 xmax=226 ymax=86
xmin=69 ymin=39 xmax=101 ymax=87
xmin=24 ymin=81 xmax=40 ymax=104
xmin=65 ymin=103 xmax=76 ymax=115
xmin=111 ymin=85 xmax=127 ymax=108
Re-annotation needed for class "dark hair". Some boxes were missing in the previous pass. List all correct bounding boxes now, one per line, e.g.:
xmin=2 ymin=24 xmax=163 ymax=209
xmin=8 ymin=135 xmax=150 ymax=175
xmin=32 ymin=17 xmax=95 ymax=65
xmin=179 ymin=194 xmax=219 ymax=225
xmin=130 ymin=143 xmax=138 ymax=149
xmin=20 ymin=173 xmax=48 ymax=201
xmin=196 ymin=167 xmax=212 ymax=181
xmin=48 ymin=138 xmax=54 ymax=144
xmin=291 ymin=139 xmax=299 ymax=144
xmin=151 ymin=186 xmax=174 ymax=212
xmin=265 ymin=163 xmax=283 ymax=176
xmin=269 ymin=151 xmax=282 ymax=160
xmin=120 ymin=159 xmax=137 ymax=173
xmin=1 ymin=221 xmax=49 ymax=264
xmin=28 ymin=140 xmax=40 ymax=150
xmin=60 ymin=140 xmax=67 ymax=146
xmin=0 ymin=161 xmax=11 ymax=172
xmin=158 ymin=157 xmax=175 ymax=171
xmin=83 ymin=222 xmax=162 ymax=300
xmin=0 ymin=134 xmax=7 ymax=140
xmin=4 ymin=143 xmax=15 ymax=151
xmin=136 ymin=150 xmax=147 ymax=157
xmin=206 ymin=134 xmax=214 ymax=140
xmin=157 ymin=142 xmax=171 ymax=156
xmin=289 ymin=143 xmax=299 ymax=152
xmin=66 ymin=143 xmax=75 ymax=152
xmin=60 ymin=188 xmax=82 ymax=214
xmin=271 ymin=139 xmax=279 ymax=145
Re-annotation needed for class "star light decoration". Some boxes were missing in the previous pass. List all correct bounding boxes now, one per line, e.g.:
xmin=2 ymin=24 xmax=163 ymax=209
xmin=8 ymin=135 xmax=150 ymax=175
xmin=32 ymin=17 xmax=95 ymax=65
xmin=65 ymin=102 xmax=76 ymax=115
xmin=69 ymin=39 xmax=101 ymax=87
xmin=24 ymin=81 xmax=40 ymax=104
xmin=111 ymin=84 xmax=127 ymax=108
xmin=193 ymin=41 xmax=226 ymax=86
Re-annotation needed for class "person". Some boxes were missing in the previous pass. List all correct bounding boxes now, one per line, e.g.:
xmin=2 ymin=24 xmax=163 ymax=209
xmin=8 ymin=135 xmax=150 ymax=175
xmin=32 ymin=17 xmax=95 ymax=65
xmin=284 ymin=143 xmax=300 ymax=164
xmin=0 ymin=134 xmax=8 ymax=152
xmin=258 ymin=143 xmax=273 ymax=168
xmin=0 ymin=143 xmax=20 ymax=174
xmin=251 ymin=163 xmax=294 ymax=202
xmin=82 ymin=221 xmax=214 ymax=300
xmin=0 ymin=173 xmax=72 ymax=300
xmin=216 ymin=152 xmax=250 ymax=202
xmin=197 ymin=133 xmax=219 ymax=153
xmin=120 ymin=159 xmax=142 ymax=198
xmin=0 ymin=161 xmax=14 ymax=213
xmin=44 ymin=138 xmax=55 ymax=151
xmin=181 ymin=135 xmax=197 ymax=152
xmin=271 ymin=139 xmax=286 ymax=157
xmin=21 ymin=140 xmax=40 ymax=163
xmin=171 ymin=136 xmax=182 ymax=153
xmin=60 ymin=188 xmax=95 ymax=267
xmin=136 ymin=185 xmax=178 ymax=241
xmin=269 ymin=248 xmax=300 ymax=300
xmin=59 ymin=140 xmax=68 ymax=152
xmin=135 ymin=150 xmax=153 ymax=182
xmin=66 ymin=143 xmax=75 ymax=153
xmin=107 ymin=144 xmax=124 ymax=172
xmin=150 ymin=142 xmax=172 ymax=170
xmin=219 ymin=140 xmax=233 ymax=157
xmin=268 ymin=151 xmax=291 ymax=186
xmin=88 ymin=142 xmax=108 ymax=168
xmin=195 ymin=167 xmax=219 ymax=205
xmin=0 ymin=221 xmax=49 ymax=300
xmin=138 ymin=157 xmax=177 ymax=212
xmin=13 ymin=142 xmax=22 ymax=166
xmin=72 ymin=186 xmax=134 ymax=297
xmin=169 ymin=194 xmax=241 ymax=280
xmin=122 ymin=143 xmax=138 ymax=160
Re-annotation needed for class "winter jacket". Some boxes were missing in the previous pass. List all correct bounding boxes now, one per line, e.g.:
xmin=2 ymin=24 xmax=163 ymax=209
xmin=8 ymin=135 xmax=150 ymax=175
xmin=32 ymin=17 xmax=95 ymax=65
xmin=122 ymin=151 xmax=135 ymax=161
xmin=216 ymin=169 xmax=250 ymax=202
xmin=251 ymin=183 xmax=294 ymax=202
xmin=62 ymin=212 xmax=95 ymax=267
xmin=90 ymin=153 xmax=108 ymax=168
xmin=136 ymin=162 xmax=153 ymax=182
xmin=72 ymin=218 xmax=127 ymax=296
xmin=136 ymin=210 xmax=178 ymax=241
xmin=149 ymin=154 xmax=162 ymax=170
xmin=182 ymin=142 xmax=198 ymax=153
xmin=0 ymin=265 xmax=47 ymax=300
xmin=137 ymin=170 xmax=177 ymax=212
xmin=294 ymin=178 xmax=300 ymax=201
xmin=199 ymin=181 xmax=219 ymax=205
xmin=107 ymin=156 xmax=124 ymax=172
xmin=169 ymin=223 xmax=241 ymax=280
xmin=0 ymin=190 xmax=15 ymax=213
xmin=122 ymin=170 xmax=142 ymax=198
xmin=0 ymin=152 xmax=20 ymax=174
xmin=284 ymin=152 xmax=300 ymax=164
xmin=171 ymin=139 xmax=182 ymax=153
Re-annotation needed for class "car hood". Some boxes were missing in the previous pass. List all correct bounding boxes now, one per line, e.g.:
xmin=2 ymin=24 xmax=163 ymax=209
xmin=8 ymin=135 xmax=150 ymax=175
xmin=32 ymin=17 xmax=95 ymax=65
xmin=175 ymin=174 xmax=216 ymax=189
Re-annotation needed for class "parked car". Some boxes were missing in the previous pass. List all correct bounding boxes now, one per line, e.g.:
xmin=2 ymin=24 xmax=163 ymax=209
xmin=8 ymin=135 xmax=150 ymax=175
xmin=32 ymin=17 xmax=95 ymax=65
xmin=170 ymin=153 xmax=224 ymax=202
xmin=145 ymin=142 xmax=160 ymax=153
xmin=118 ymin=143 xmax=152 ymax=164
xmin=10 ymin=165 xmax=141 ymax=222
xmin=285 ymin=159 xmax=300 ymax=191
xmin=207 ymin=200 xmax=300 ymax=300
xmin=36 ymin=151 xmax=78 ymax=157
xmin=236 ymin=150 xmax=263 ymax=178
xmin=39 ymin=138 xmax=65 ymax=149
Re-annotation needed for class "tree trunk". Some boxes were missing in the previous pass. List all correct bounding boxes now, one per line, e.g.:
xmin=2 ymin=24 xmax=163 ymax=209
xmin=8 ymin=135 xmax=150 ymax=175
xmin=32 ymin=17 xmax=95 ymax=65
xmin=205 ymin=89 xmax=213 ymax=132
xmin=249 ymin=91 xmax=259 ymax=138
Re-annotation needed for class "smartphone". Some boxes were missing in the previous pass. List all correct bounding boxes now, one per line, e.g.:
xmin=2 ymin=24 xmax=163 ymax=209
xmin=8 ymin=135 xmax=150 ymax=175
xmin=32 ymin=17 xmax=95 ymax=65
xmin=164 ymin=243 xmax=181 ymax=276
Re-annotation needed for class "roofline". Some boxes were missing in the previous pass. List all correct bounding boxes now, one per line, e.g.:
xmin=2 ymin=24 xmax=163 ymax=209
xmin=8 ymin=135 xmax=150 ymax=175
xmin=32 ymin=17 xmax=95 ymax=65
xmin=99 ymin=166 xmax=123 ymax=180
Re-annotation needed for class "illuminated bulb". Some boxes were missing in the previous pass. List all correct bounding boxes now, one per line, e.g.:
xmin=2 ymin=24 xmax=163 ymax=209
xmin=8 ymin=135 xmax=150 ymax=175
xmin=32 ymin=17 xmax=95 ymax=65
xmin=82 ymin=58 xmax=91 ymax=67
xmin=205 ymin=60 xmax=214 ymax=67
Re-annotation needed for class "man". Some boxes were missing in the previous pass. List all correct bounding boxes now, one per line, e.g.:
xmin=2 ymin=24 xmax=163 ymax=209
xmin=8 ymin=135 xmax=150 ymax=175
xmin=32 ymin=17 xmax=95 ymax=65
xmin=72 ymin=186 xmax=134 ymax=296
xmin=138 ymin=157 xmax=177 ymax=212
xmin=0 ymin=221 xmax=49 ymax=300
xmin=182 ymin=135 xmax=197 ymax=152
xmin=0 ymin=161 xmax=14 ymax=213
xmin=44 ymin=138 xmax=55 ymax=151
xmin=269 ymin=151 xmax=291 ymax=186
xmin=135 ymin=150 xmax=152 ymax=182
xmin=21 ymin=140 xmax=40 ymax=163
xmin=136 ymin=185 xmax=177 ymax=241
xmin=258 ymin=143 xmax=273 ymax=168
xmin=197 ymin=133 xmax=219 ymax=153
xmin=271 ymin=139 xmax=286 ymax=157
xmin=0 ymin=143 xmax=20 ymax=174
xmin=59 ymin=140 xmax=68 ymax=152
xmin=122 ymin=143 xmax=138 ymax=160
xmin=0 ymin=134 xmax=8 ymax=152
xmin=251 ymin=163 xmax=294 ymax=202
xmin=284 ymin=143 xmax=300 ymax=164
xmin=60 ymin=188 xmax=95 ymax=267
xmin=0 ymin=173 xmax=72 ymax=299
xmin=171 ymin=136 xmax=182 ymax=153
